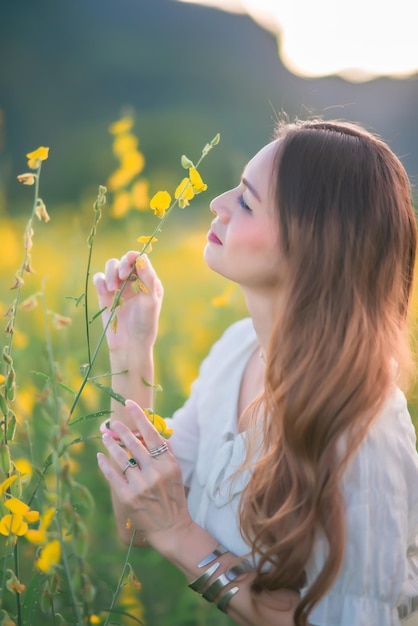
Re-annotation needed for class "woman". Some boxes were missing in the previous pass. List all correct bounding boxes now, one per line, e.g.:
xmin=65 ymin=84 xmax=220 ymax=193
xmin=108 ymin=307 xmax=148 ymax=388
xmin=94 ymin=119 xmax=418 ymax=626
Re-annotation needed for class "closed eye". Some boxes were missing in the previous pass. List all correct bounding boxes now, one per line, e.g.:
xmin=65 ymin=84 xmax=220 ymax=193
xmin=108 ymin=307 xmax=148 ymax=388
xmin=238 ymin=194 xmax=252 ymax=212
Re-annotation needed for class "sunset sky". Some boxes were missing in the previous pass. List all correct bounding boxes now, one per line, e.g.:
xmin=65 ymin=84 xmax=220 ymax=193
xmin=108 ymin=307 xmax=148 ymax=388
xmin=177 ymin=0 xmax=418 ymax=81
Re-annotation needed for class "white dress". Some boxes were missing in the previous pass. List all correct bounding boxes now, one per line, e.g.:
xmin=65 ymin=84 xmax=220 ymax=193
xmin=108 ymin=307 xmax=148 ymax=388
xmin=167 ymin=318 xmax=418 ymax=625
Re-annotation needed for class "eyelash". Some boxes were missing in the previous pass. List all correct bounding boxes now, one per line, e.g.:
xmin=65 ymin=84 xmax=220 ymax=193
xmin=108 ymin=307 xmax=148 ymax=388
xmin=238 ymin=194 xmax=252 ymax=212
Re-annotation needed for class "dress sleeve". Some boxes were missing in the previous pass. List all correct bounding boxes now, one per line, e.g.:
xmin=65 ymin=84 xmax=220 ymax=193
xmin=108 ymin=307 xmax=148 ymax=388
xmin=167 ymin=318 xmax=256 ymax=488
xmin=306 ymin=389 xmax=418 ymax=626
xmin=165 ymin=378 xmax=201 ymax=488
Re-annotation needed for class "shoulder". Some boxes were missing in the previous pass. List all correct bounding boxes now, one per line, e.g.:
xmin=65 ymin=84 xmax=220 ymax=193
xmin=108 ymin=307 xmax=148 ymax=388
xmin=200 ymin=318 xmax=257 ymax=367
xmin=340 ymin=387 xmax=418 ymax=532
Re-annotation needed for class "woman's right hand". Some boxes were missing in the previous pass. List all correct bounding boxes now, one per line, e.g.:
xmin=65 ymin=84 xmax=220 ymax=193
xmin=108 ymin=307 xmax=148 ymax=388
xmin=93 ymin=251 xmax=163 ymax=354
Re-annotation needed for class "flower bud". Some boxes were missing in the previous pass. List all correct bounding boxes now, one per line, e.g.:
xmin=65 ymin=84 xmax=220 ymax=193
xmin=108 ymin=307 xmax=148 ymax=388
xmin=0 ymin=442 xmax=11 ymax=474
xmin=17 ymin=173 xmax=36 ymax=185
xmin=181 ymin=154 xmax=194 ymax=169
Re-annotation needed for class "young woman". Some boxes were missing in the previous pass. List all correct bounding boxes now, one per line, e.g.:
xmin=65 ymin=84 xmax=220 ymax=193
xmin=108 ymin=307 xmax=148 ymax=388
xmin=94 ymin=119 xmax=418 ymax=626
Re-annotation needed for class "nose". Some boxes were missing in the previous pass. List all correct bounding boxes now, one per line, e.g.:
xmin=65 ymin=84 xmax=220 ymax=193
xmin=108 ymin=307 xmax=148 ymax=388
xmin=209 ymin=190 xmax=232 ymax=223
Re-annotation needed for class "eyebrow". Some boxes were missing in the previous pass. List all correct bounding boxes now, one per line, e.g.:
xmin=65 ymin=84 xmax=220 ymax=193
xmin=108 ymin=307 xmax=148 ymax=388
xmin=242 ymin=177 xmax=261 ymax=202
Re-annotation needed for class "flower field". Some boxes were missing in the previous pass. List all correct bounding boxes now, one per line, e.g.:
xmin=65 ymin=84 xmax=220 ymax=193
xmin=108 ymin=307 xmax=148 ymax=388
xmin=0 ymin=119 xmax=416 ymax=626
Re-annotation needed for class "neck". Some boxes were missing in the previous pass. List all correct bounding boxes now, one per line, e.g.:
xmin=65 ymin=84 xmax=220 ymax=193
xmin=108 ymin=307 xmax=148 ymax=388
xmin=242 ymin=287 xmax=282 ymax=360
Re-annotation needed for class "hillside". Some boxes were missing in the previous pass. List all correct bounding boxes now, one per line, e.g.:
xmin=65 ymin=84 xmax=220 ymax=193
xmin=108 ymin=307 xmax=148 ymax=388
xmin=1 ymin=0 xmax=417 ymax=208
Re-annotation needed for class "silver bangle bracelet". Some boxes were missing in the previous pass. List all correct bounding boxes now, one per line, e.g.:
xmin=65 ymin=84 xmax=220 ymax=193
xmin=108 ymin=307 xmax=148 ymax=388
xmin=202 ymin=559 xmax=252 ymax=602
xmin=196 ymin=544 xmax=229 ymax=568
xmin=217 ymin=586 xmax=239 ymax=613
xmin=188 ymin=561 xmax=221 ymax=592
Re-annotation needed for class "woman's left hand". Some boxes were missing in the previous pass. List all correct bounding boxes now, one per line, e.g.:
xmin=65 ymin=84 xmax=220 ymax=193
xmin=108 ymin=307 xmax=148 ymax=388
xmin=97 ymin=399 xmax=193 ymax=552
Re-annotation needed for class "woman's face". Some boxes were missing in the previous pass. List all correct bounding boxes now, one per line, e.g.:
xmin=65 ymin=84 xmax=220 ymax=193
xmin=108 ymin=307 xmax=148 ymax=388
xmin=204 ymin=140 xmax=282 ymax=293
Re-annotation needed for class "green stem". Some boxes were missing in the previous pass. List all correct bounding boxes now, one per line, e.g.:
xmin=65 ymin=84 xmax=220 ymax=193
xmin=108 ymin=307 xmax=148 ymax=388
xmin=102 ymin=530 xmax=136 ymax=626
xmin=14 ymin=541 xmax=22 ymax=626
xmin=68 ymin=136 xmax=218 ymax=421
xmin=3 ymin=164 xmax=42 ymax=443
xmin=54 ymin=516 xmax=84 ymax=626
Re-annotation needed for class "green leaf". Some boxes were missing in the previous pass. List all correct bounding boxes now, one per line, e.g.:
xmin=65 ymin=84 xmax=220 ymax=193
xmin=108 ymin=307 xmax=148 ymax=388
xmin=68 ymin=410 xmax=112 ymax=426
xmin=90 ymin=380 xmax=127 ymax=405
xmin=21 ymin=573 xmax=43 ymax=625
xmin=90 ymin=306 xmax=107 ymax=323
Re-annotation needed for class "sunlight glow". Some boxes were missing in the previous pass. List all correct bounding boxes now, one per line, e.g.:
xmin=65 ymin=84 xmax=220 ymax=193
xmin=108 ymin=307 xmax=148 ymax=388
xmin=176 ymin=0 xmax=418 ymax=81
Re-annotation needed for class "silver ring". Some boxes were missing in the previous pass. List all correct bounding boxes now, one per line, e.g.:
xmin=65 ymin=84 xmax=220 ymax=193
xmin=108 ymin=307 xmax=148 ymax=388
xmin=122 ymin=457 xmax=137 ymax=475
xmin=149 ymin=442 xmax=169 ymax=458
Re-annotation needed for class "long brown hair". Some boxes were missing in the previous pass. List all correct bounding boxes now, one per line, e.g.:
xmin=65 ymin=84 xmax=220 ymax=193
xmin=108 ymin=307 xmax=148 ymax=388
xmin=238 ymin=119 xmax=417 ymax=624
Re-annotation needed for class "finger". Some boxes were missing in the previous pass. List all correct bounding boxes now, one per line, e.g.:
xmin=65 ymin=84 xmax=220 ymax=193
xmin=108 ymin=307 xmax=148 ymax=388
xmin=133 ymin=256 xmax=164 ymax=299
xmin=92 ymin=272 xmax=108 ymax=297
xmin=101 ymin=432 xmax=141 ymax=475
xmin=104 ymin=258 xmax=121 ymax=291
xmin=97 ymin=452 xmax=133 ymax=490
xmin=126 ymin=399 xmax=163 ymax=450
xmin=119 ymin=250 xmax=142 ymax=281
xmin=111 ymin=401 xmax=167 ymax=460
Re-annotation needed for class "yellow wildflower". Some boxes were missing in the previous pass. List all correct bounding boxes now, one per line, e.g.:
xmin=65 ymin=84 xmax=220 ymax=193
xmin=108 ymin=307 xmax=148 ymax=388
xmin=175 ymin=178 xmax=194 ymax=208
xmin=35 ymin=539 xmax=61 ymax=573
xmin=14 ymin=458 xmax=33 ymax=482
xmin=121 ymin=150 xmax=145 ymax=177
xmin=17 ymin=173 xmax=36 ymax=186
xmin=107 ymin=167 xmax=134 ymax=191
xmin=143 ymin=409 xmax=173 ymax=439
xmin=111 ymin=191 xmax=131 ymax=218
xmin=131 ymin=179 xmax=149 ymax=210
xmin=112 ymin=133 xmax=138 ymax=156
xmin=0 ymin=514 xmax=28 ymax=537
xmin=137 ymin=235 xmax=158 ymax=252
xmin=150 ymin=190 xmax=171 ymax=218
xmin=87 ymin=615 xmax=102 ymax=625
xmin=189 ymin=167 xmax=207 ymax=193
xmin=108 ymin=117 xmax=134 ymax=135
xmin=24 ymin=510 xmax=40 ymax=523
xmin=26 ymin=505 xmax=55 ymax=545
xmin=4 ymin=498 xmax=29 ymax=516
xmin=0 ymin=475 xmax=18 ymax=495
xmin=26 ymin=146 xmax=49 ymax=169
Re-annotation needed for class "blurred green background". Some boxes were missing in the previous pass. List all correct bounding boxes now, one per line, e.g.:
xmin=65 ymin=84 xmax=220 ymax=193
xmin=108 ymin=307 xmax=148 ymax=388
xmin=1 ymin=0 xmax=417 ymax=624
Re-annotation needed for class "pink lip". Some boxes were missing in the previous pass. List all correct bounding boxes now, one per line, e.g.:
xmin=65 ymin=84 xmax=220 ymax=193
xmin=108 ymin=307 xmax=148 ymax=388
xmin=207 ymin=230 xmax=222 ymax=245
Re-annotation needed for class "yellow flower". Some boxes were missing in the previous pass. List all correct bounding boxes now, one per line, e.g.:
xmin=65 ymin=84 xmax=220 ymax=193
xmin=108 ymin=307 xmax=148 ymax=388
xmin=137 ymin=235 xmax=158 ymax=252
xmin=0 ymin=514 xmax=28 ymax=537
xmin=87 ymin=615 xmax=102 ymax=625
xmin=111 ymin=191 xmax=131 ymax=218
xmin=108 ymin=117 xmax=134 ymax=135
xmin=0 ymin=475 xmax=18 ymax=495
xmin=189 ymin=167 xmax=207 ymax=193
xmin=35 ymin=539 xmax=61 ymax=573
xmin=26 ymin=146 xmax=49 ymax=169
xmin=24 ymin=510 xmax=40 ymax=523
xmin=150 ymin=191 xmax=171 ymax=218
xmin=175 ymin=178 xmax=194 ymax=208
xmin=112 ymin=133 xmax=138 ymax=157
xmin=107 ymin=167 xmax=134 ymax=192
xmin=143 ymin=409 xmax=173 ymax=439
xmin=14 ymin=458 xmax=33 ymax=483
xmin=17 ymin=173 xmax=36 ymax=186
xmin=121 ymin=150 xmax=145 ymax=177
xmin=131 ymin=179 xmax=149 ymax=210
xmin=25 ymin=528 xmax=47 ymax=544
xmin=4 ymin=498 xmax=29 ymax=516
